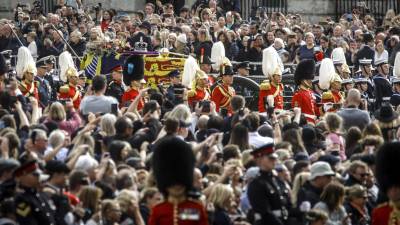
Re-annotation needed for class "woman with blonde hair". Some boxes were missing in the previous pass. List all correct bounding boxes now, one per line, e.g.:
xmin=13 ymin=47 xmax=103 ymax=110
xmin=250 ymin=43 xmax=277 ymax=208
xmin=45 ymin=102 xmax=82 ymax=136
xmin=207 ymin=184 xmax=235 ymax=225
xmin=79 ymin=186 xmax=103 ymax=223
xmin=313 ymin=182 xmax=349 ymax=225
xmin=291 ymin=172 xmax=311 ymax=206
xmin=116 ymin=190 xmax=145 ymax=225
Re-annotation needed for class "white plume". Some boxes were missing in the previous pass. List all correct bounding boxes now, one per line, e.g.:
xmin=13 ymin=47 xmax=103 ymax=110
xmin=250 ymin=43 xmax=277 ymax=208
xmin=319 ymin=58 xmax=336 ymax=90
xmin=59 ymin=51 xmax=76 ymax=82
xmin=182 ymin=55 xmax=200 ymax=88
xmin=262 ymin=46 xmax=283 ymax=77
xmin=16 ymin=47 xmax=35 ymax=79
xmin=211 ymin=41 xmax=225 ymax=70
xmin=394 ymin=52 xmax=400 ymax=78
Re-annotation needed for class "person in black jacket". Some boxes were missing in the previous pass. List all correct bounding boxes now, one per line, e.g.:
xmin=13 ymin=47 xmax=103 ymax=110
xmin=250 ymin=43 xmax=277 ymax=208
xmin=344 ymin=185 xmax=371 ymax=225
xmin=247 ymin=143 xmax=292 ymax=225
xmin=373 ymin=59 xmax=392 ymax=109
xmin=354 ymin=32 xmax=375 ymax=70
xmin=194 ymin=28 xmax=213 ymax=60
xmin=297 ymin=162 xmax=334 ymax=209
xmin=68 ymin=30 xmax=86 ymax=57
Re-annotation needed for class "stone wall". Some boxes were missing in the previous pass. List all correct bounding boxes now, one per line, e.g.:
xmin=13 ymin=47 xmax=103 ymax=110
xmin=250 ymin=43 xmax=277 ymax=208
xmin=287 ymin=0 xmax=336 ymax=24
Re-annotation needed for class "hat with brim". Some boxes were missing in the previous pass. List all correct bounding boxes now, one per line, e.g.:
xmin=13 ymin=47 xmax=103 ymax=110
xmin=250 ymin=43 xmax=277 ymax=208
xmin=309 ymin=161 xmax=335 ymax=180
xmin=236 ymin=61 xmax=251 ymax=70
xmin=374 ymin=104 xmax=399 ymax=123
xmin=14 ymin=160 xmax=49 ymax=181
xmin=0 ymin=159 xmax=20 ymax=172
xmin=251 ymin=142 xmax=277 ymax=158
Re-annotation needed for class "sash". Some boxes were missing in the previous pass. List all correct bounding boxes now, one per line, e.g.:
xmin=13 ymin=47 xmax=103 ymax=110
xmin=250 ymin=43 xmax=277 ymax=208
xmin=20 ymin=81 xmax=34 ymax=97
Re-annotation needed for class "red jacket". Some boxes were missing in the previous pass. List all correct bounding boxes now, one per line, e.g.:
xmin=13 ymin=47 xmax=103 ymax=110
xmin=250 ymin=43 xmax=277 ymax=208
xmin=372 ymin=202 xmax=400 ymax=225
xmin=211 ymin=83 xmax=235 ymax=113
xmin=121 ymin=88 xmax=144 ymax=110
xmin=258 ymin=81 xmax=284 ymax=112
xmin=149 ymin=200 xmax=208 ymax=225
xmin=59 ymin=84 xmax=81 ymax=110
xmin=188 ymin=88 xmax=210 ymax=108
xmin=19 ymin=80 xmax=39 ymax=101
xmin=321 ymin=90 xmax=344 ymax=113
xmin=291 ymin=87 xmax=318 ymax=124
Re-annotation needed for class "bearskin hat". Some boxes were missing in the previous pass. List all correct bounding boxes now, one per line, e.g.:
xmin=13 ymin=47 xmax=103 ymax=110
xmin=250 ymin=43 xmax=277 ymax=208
xmin=0 ymin=54 xmax=7 ymax=75
xmin=376 ymin=142 xmax=400 ymax=194
xmin=152 ymin=136 xmax=195 ymax=195
xmin=123 ymin=55 xmax=144 ymax=86
xmin=294 ymin=59 xmax=315 ymax=85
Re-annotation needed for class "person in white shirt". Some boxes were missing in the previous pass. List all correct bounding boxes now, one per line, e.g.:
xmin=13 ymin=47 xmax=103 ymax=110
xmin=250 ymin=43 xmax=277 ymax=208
xmin=244 ymin=112 xmax=274 ymax=148
xmin=27 ymin=32 xmax=38 ymax=61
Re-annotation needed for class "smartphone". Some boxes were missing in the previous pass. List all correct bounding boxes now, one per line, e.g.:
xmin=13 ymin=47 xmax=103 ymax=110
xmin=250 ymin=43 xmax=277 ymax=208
xmin=220 ymin=108 xmax=228 ymax=117
xmin=111 ymin=103 xmax=118 ymax=116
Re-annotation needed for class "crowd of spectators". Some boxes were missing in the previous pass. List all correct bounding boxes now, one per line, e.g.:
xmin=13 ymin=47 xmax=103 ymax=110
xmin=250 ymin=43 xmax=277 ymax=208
xmin=1 ymin=0 xmax=400 ymax=225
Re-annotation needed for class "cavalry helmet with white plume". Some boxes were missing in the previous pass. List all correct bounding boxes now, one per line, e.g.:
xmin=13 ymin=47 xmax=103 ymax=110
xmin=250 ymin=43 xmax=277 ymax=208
xmin=16 ymin=46 xmax=36 ymax=79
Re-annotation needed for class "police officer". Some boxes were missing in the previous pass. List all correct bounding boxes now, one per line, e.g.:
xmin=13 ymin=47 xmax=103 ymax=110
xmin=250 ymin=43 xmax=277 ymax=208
xmin=106 ymin=65 xmax=125 ymax=104
xmin=14 ymin=160 xmax=56 ymax=225
xmin=247 ymin=143 xmax=292 ymax=225
xmin=354 ymin=77 xmax=372 ymax=111
xmin=373 ymin=59 xmax=392 ymax=109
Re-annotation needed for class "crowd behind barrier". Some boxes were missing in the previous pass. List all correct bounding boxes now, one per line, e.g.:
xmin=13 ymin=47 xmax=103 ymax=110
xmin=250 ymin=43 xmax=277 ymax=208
xmin=2 ymin=1 xmax=400 ymax=225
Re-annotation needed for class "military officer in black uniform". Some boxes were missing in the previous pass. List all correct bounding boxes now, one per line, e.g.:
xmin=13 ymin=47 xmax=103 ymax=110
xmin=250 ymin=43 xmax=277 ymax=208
xmin=14 ymin=160 xmax=56 ymax=225
xmin=357 ymin=59 xmax=375 ymax=100
xmin=354 ymin=77 xmax=372 ymax=111
xmin=373 ymin=59 xmax=393 ymax=109
xmin=166 ymin=70 xmax=186 ymax=106
xmin=247 ymin=143 xmax=292 ymax=225
xmin=43 ymin=160 xmax=72 ymax=225
xmin=390 ymin=77 xmax=400 ymax=108
xmin=312 ymin=76 xmax=322 ymax=104
xmin=106 ymin=65 xmax=125 ymax=103
xmin=35 ymin=58 xmax=52 ymax=108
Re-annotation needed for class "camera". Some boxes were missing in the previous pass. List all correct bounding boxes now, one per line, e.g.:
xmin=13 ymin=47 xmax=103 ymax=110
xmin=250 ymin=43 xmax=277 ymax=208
xmin=93 ymin=3 xmax=102 ymax=11
xmin=199 ymin=100 xmax=211 ymax=113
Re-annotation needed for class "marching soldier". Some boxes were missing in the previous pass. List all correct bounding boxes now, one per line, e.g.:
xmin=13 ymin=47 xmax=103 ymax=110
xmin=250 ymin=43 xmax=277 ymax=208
xmin=187 ymin=70 xmax=210 ymax=108
xmin=14 ymin=160 xmax=56 ymax=225
xmin=121 ymin=55 xmax=146 ymax=109
xmin=373 ymin=59 xmax=392 ymax=109
xmin=354 ymin=77 xmax=371 ymax=111
xmin=342 ymin=78 xmax=354 ymax=97
xmin=259 ymin=47 xmax=284 ymax=112
xmin=247 ymin=142 xmax=292 ymax=225
xmin=319 ymin=58 xmax=345 ymax=113
xmin=106 ymin=65 xmax=125 ymax=104
xmin=211 ymin=58 xmax=236 ymax=114
xmin=357 ymin=58 xmax=375 ymax=99
xmin=35 ymin=58 xmax=52 ymax=108
xmin=18 ymin=63 xmax=40 ymax=101
xmin=372 ymin=142 xmax=400 ymax=225
xmin=58 ymin=68 xmax=82 ymax=110
xmin=291 ymin=59 xmax=318 ymax=124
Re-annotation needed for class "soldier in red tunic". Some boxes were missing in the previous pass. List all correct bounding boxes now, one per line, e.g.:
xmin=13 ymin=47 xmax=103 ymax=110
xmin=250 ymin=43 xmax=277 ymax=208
xmin=372 ymin=142 xmax=400 ymax=225
xmin=319 ymin=58 xmax=344 ymax=114
xmin=258 ymin=66 xmax=284 ymax=112
xmin=18 ymin=63 xmax=40 ymax=101
xmin=58 ymin=68 xmax=82 ymax=110
xmin=291 ymin=59 xmax=318 ymax=124
xmin=121 ymin=55 xmax=145 ymax=109
xmin=149 ymin=136 xmax=208 ymax=225
xmin=211 ymin=58 xmax=235 ymax=114
xmin=188 ymin=70 xmax=210 ymax=108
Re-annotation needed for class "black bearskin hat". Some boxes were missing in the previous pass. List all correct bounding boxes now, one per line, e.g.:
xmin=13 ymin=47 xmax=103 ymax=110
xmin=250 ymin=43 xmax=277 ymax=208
xmin=376 ymin=142 xmax=400 ymax=194
xmin=0 ymin=54 xmax=7 ymax=75
xmin=152 ymin=136 xmax=195 ymax=195
xmin=123 ymin=55 xmax=144 ymax=85
xmin=294 ymin=59 xmax=315 ymax=85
